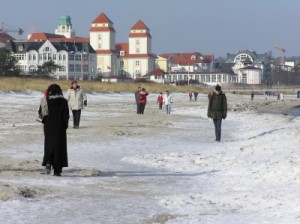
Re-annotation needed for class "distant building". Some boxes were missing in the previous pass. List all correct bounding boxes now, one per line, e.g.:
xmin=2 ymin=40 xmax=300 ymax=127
xmin=22 ymin=12 xmax=155 ymax=81
xmin=226 ymin=50 xmax=271 ymax=84
xmin=148 ymin=52 xmax=236 ymax=85
xmin=7 ymin=39 xmax=97 ymax=80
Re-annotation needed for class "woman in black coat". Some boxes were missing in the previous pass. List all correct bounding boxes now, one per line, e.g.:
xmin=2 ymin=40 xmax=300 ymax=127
xmin=39 ymin=84 xmax=69 ymax=176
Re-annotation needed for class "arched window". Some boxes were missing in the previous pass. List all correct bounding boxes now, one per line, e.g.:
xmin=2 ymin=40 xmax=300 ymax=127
xmin=59 ymin=66 xmax=66 ymax=72
xmin=29 ymin=65 xmax=36 ymax=73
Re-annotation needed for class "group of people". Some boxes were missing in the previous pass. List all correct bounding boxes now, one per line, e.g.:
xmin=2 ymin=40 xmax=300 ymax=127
xmin=135 ymin=87 xmax=174 ymax=115
xmin=189 ymin=92 xmax=199 ymax=101
xmin=39 ymin=82 xmax=227 ymax=176
xmin=38 ymin=81 xmax=87 ymax=176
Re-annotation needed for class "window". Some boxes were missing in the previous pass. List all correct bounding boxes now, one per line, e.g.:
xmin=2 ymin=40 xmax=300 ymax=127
xmin=242 ymin=74 xmax=247 ymax=83
xmin=120 ymin=60 xmax=124 ymax=68
xmin=212 ymin=75 xmax=216 ymax=82
xmin=63 ymin=55 xmax=66 ymax=61
xmin=120 ymin=51 xmax=125 ymax=56
xmin=59 ymin=66 xmax=66 ymax=72
xmin=14 ymin=54 xmax=26 ymax=61
xmin=33 ymin=54 xmax=36 ymax=60
xmin=206 ymin=75 xmax=211 ymax=82
xmin=201 ymin=75 xmax=205 ymax=82
xmin=48 ymin=53 xmax=52 ymax=60
xmin=69 ymin=64 xmax=75 ymax=72
xmin=43 ymin=53 xmax=47 ymax=60
xmin=136 ymin=40 xmax=140 ymax=45
xmin=44 ymin=47 xmax=50 ymax=52
xmin=52 ymin=54 xmax=56 ymax=60
xmin=83 ymin=64 xmax=88 ymax=72
xmin=136 ymin=61 xmax=140 ymax=66
xmin=98 ymin=35 xmax=102 ymax=40
xmin=69 ymin=54 xmax=75 ymax=60
xmin=136 ymin=48 xmax=140 ymax=53
xmin=75 ymin=64 xmax=81 ymax=72
xmin=29 ymin=66 xmax=36 ymax=73
xmin=98 ymin=43 xmax=102 ymax=49
xmin=217 ymin=75 xmax=222 ymax=82
xmin=75 ymin=55 xmax=81 ymax=61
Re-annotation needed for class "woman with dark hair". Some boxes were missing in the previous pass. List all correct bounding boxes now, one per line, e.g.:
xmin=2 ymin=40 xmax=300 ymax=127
xmin=39 ymin=84 xmax=69 ymax=176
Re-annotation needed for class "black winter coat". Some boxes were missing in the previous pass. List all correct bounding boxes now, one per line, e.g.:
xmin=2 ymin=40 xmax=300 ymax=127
xmin=207 ymin=92 xmax=227 ymax=119
xmin=39 ymin=96 xmax=69 ymax=167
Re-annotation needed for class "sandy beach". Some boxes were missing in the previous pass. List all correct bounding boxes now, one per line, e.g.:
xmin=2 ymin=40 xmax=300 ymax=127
xmin=0 ymin=91 xmax=299 ymax=223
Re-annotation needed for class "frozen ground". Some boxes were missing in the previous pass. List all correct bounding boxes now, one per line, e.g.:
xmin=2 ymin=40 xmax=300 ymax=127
xmin=0 ymin=91 xmax=299 ymax=224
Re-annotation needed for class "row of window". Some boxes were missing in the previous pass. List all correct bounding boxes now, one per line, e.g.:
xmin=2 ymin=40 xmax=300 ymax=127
xmin=69 ymin=64 xmax=89 ymax=72
xmin=168 ymin=74 xmax=228 ymax=82
xmin=16 ymin=54 xmax=92 ymax=62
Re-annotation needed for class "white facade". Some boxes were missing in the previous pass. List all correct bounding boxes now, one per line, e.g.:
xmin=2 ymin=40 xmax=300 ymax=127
xmin=12 ymin=40 xmax=97 ymax=80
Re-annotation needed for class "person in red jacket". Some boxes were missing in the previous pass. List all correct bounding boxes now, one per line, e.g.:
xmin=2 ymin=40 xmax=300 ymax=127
xmin=157 ymin=92 xmax=163 ymax=110
xmin=138 ymin=88 xmax=149 ymax=114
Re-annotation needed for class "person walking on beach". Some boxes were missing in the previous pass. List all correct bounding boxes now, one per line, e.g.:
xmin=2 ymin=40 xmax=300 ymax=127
xmin=207 ymin=85 xmax=227 ymax=142
xmin=194 ymin=92 xmax=198 ymax=101
xmin=251 ymin=91 xmax=254 ymax=101
xmin=135 ymin=86 xmax=141 ymax=114
xmin=163 ymin=90 xmax=173 ymax=114
xmin=66 ymin=80 xmax=87 ymax=129
xmin=189 ymin=92 xmax=193 ymax=101
xmin=157 ymin=92 xmax=163 ymax=110
xmin=138 ymin=88 xmax=149 ymax=114
xmin=38 ymin=84 xmax=69 ymax=176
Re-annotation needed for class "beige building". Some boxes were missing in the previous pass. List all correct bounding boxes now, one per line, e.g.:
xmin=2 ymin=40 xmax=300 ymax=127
xmin=23 ymin=12 xmax=155 ymax=80
xmin=89 ymin=13 xmax=155 ymax=79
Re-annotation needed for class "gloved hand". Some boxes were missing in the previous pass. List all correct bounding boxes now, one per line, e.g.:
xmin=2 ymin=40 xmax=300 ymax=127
xmin=222 ymin=113 xmax=227 ymax=119
xmin=84 ymin=100 xmax=87 ymax=107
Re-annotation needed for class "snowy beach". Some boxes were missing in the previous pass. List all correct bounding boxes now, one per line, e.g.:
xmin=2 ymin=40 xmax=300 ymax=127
xmin=0 ymin=91 xmax=299 ymax=224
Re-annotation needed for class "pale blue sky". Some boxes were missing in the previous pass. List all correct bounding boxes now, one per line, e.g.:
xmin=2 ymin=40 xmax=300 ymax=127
xmin=1 ymin=0 xmax=300 ymax=57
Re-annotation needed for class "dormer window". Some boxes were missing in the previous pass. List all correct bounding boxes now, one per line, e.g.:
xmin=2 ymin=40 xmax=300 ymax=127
xmin=120 ymin=51 xmax=125 ymax=56
xmin=191 ymin=55 xmax=196 ymax=60
xmin=18 ymin=46 xmax=23 ymax=51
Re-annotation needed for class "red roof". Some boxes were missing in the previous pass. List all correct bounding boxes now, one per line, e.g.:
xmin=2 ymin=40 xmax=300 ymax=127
xmin=27 ymin=33 xmax=90 ymax=43
xmin=159 ymin=52 xmax=214 ymax=65
xmin=92 ymin=13 xmax=113 ymax=24
xmin=131 ymin=20 xmax=149 ymax=30
xmin=89 ymin=13 xmax=115 ymax=32
xmin=89 ymin=26 xmax=115 ymax=32
xmin=147 ymin=68 xmax=167 ymax=76
xmin=129 ymin=20 xmax=151 ymax=38
xmin=115 ymin=43 xmax=129 ymax=57
xmin=95 ymin=49 xmax=116 ymax=54
xmin=28 ymin=32 xmax=65 ymax=41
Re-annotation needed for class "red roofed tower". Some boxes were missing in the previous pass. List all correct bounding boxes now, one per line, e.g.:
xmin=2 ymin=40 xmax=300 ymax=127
xmin=127 ymin=20 xmax=154 ymax=78
xmin=89 ymin=12 xmax=117 ymax=75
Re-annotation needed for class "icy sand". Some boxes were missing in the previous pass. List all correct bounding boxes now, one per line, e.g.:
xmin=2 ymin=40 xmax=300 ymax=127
xmin=0 ymin=91 xmax=299 ymax=224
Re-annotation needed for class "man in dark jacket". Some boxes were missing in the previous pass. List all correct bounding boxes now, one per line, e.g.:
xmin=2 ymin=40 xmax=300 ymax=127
xmin=207 ymin=85 xmax=227 ymax=142
xmin=135 ymin=87 xmax=141 ymax=114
